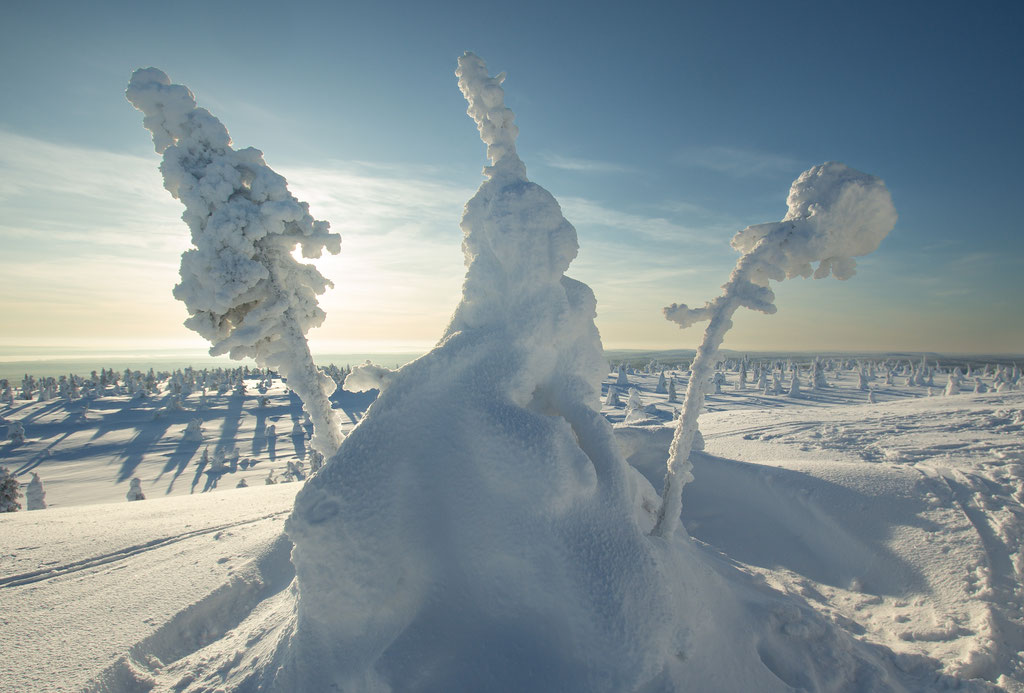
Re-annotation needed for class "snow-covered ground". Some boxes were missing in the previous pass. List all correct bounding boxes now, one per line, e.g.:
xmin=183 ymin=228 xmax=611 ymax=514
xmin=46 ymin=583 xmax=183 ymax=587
xmin=2 ymin=364 xmax=1022 ymax=691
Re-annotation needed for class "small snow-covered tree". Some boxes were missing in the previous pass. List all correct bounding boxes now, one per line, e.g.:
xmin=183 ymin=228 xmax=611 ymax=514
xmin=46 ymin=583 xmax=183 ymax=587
xmin=604 ymin=386 xmax=620 ymax=407
xmin=812 ymin=358 xmax=829 ymax=389
xmin=0 ymin=467 xmax=21 ymax=512
xmin=183 ymin=418 xmax=203 ymax=442
xmin=26 ymin=472 xmax=46 ymax=510
xmin=945 ymin=376 xmax=960 ymax=396
xmin=126 ymin=69 xmax=343 ymax=458
xmin=652 ymin=161 xmax=896 ymax=537
xmin=7 ymin=421 xmax=25 ymax=444
xmin=667 ymin=378 xmax=678 ymax=403
xmin=788 ymin=371 xmax=802 ymax=397
xmin=655 ymin=371 xmax=668 ymax=394
xmin=126 ymin=478 xmax=145 ymax=501
xmin=308 ymin=449 xmax=325 ymax=475
xmin=615 ymin=364 xmax=629 ymax=386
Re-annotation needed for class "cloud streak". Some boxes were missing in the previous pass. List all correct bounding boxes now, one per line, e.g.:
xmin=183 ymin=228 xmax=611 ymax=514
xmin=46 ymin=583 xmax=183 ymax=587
xmin=675 ymin=145 xmax=803 ymax=178
xmin=539 ymin=153 xmax=634 ymax=174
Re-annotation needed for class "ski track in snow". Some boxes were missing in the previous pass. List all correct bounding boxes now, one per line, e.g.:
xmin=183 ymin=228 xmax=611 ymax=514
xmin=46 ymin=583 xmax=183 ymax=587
xmin=0 ymin=509 xmax=289 ymax=589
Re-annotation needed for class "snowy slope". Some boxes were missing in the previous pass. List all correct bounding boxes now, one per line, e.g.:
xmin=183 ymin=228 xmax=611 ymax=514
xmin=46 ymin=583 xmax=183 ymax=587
xmin=2 ymin=366 xmax=1022 ymax=691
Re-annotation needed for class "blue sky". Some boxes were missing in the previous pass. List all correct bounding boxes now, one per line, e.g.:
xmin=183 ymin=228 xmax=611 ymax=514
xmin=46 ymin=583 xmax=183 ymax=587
xmin=1 ymin=0 xmax=1021 ymax=354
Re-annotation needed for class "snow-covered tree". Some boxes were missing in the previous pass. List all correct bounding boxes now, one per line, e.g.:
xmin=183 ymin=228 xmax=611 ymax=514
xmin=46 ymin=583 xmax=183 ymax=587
xmin=615 ymin=364 xmax=629 ymax=386
xmin=278 ymin=53 xmax=685 ymax=691
xmin=7 ymin=420 xmax=25 ymax=444
xmin=126 ymin=68 xmax=343 ymax=458
xmin=653 ymin=161 xmax=896 ymax=536
xmin=624 ymin=387 xmax=648 ymax=423
xmin=308 ymin=449 xmax=325 ymax=475
xmin=655 ymin=371 xmax=668 ymax=394
xmin=667 ymin=377 xmax=678 ymax=403
xmin=25 ymin=472 xmax=46 ymax=510
xmin=126 ymin=478 xmax=145 ymax=501
xmin=237 ymin=477 xmax=249 ymax=489
xmin=183 ymin=418 xmax=203 ymax=442
xmin=945 ymin=376 xmax=960 ymax=396
xmin=0 ymin=467 xmax=21 ymax=512
xmin=812 ymin=358 xmax=829 ymax=389
xmin=788 ymin=371 xmax=802 ymax=397
xmin=604 ymin=386 xmax=620 ymax=406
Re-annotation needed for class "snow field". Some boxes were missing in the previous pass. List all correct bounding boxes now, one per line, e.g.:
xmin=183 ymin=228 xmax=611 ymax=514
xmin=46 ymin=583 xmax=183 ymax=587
xmin=2 ymin=365 xmax=1022 ymax=691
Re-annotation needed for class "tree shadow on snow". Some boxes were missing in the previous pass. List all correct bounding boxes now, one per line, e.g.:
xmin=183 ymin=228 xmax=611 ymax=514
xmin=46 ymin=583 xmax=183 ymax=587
xmin=115 ymin=400 xmax=178 ymax=483
xmin=160 ymin=438 xmax=202 ymax=494
xmin=216 ymin=393 xmax=245 ymax=458
xmin=332 ymin=388 xmax=377 ymax=428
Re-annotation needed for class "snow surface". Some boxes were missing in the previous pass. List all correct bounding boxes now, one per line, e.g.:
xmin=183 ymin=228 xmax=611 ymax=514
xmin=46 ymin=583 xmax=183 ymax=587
xmin=3 ymin=370 xmax=1022 ymax=691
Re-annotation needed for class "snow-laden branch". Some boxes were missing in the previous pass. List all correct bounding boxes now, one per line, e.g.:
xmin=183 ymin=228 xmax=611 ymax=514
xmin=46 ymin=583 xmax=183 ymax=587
xmin=126 ymin=68 xmax=344 ymax=457
xmin=651 ymin=162 xmax=897 ymax=537
xmin=456 ymin=52 xmax=527 ymax=182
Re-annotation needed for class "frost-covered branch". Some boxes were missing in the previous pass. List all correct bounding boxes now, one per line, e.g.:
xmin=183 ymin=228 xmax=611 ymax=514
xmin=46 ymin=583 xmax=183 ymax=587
xmin=126 ymin=68 xmax=344 ymax=457
xmin=651 ymin=162 xmax=897 ymax=537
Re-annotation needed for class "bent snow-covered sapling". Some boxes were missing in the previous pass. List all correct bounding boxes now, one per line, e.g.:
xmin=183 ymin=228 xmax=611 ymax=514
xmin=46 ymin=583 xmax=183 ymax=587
xmin=651 ymin=162 xmax=897 ymax=537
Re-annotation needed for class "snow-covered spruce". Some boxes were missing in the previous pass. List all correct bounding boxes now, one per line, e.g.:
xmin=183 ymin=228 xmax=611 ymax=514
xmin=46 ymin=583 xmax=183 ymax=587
xmin=654 ymin=162 xmax=897 ymax=537
xmin=126 ymin=69 xmax=343 ymax=457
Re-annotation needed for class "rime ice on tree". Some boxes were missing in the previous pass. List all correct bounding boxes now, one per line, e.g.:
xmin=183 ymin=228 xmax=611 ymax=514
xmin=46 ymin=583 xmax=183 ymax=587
xmin=652 ymin=162 xmax=897 ymax=537
xmin=126 ymin=69 xmax=343 ymax=457
xmin=279 ymin=53 xmax=680 ymax=692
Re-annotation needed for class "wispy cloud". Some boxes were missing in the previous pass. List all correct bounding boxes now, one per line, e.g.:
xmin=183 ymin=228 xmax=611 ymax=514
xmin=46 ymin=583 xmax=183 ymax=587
xmin=0 ymin=130 xmax=746 ymax=348
xmin=675 ymin=145 xmax=803 ymax=178
xmin=559 ymin=196 xmax=730 ymax=245
xmin=540 ymin=153 xmax=635 ymax=174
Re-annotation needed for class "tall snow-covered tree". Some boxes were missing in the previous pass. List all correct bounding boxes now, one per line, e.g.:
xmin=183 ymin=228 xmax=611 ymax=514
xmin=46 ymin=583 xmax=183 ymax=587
xmin=126 ymin=68 xmax=343 ymax=457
